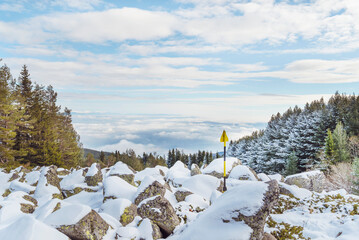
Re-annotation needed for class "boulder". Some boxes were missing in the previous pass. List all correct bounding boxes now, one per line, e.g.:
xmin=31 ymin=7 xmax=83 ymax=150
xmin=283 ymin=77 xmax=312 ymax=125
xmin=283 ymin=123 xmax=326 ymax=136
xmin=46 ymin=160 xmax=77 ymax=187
xmin=284 ymin=170 xmax=326 ymax=192
xmin=46 ymin=204 xmax=110 ymax=240
xmin=229 ymin=165 xmax=260 ymax=181
xmin=134 ymin=178 xmax=166 ymax=205
xmin=137 ymin=196 xmax=180 ymax=236
xmin=230 ymin=180 xmax=279 ymax=240
xmin=85 ymin=163 xmax=103 ymax=187
xmin=177 ymin=180 xmax=279 ymax=240
xmin=120 ymin=203 xmax=138 ymax=226
xmin=268 ymin=174 xmax=284 ymax=182
xmin=45 ymin=166 xmax=61 ymax=190
xmin=174 ymin=190 xmax=193 ymax=202
xmin=202 ymin=157 xmax=241 ymax=178
xmin=190 ymin=164 xmax=201 ymax=176
xmin=263 ymin=232 xmax=277 ymax=240
xmin=109 ymin=161 xmax=135 ymax=185
xmin=138 ymin=218 xmax=163 ymax=240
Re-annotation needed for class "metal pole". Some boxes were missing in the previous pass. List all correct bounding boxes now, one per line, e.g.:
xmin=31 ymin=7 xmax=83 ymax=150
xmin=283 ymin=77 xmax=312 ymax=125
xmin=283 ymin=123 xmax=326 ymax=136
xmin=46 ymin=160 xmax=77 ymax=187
xmin=223 ymin=145 xmax=227 ymax=192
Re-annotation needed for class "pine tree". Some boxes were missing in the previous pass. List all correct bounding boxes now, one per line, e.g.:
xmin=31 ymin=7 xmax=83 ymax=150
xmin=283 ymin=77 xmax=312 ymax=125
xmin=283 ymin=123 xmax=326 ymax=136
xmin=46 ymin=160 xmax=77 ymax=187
xmin=324 ymin=129 xmax=335 ymax=163
xmin=285 ymin=151 xmax=298 ymax=176
xmin=0 ymin=64 xmax=17 ymax=164
xmin=332 ymin=122 xmax=350 ymax=163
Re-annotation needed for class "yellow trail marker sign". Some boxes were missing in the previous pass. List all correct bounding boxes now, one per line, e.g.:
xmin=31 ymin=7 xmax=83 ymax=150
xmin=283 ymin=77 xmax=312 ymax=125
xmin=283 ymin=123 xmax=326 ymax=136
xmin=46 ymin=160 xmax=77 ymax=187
xmin=220 ymin=130 xmax=229 ymax=146
xmin=220 ymin=130 xmax=228 ymax=192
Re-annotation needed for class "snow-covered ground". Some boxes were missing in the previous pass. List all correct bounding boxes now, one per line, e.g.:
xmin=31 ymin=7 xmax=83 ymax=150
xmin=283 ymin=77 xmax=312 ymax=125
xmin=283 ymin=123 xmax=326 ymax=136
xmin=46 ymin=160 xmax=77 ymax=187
xmin=0 ymin=160 xmax=359 ymax=240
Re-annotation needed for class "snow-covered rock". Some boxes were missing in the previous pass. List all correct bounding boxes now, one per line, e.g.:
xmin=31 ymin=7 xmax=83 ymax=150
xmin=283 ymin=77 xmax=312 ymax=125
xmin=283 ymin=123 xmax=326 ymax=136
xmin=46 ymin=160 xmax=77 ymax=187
xmin=229 ymin=165 xmax=259 ymax=181
xmin=176 ymin=180 xmax=279 ymax=240
xmin=190 ymin=164 xmax=201 ymax=176
xmin=202 ymin=157 xmax=241 ymax=178
xmin=285 ymin=170 xmax=327 ymax=192
xmin=45 ymin=203 xmax=110 ymax=240
xmin=99 ymin=198 xmax=137 ymax=226
xmin=103 ymin=175 xmax=137 ymax=202
xmin=138 ymin=196 xmax=180 ymax=236
xmin=165 ymin=161 xmax=190 ymax=187
xmin=0 ymin=215 xmax=69 ymax=240
xmin=85 ymin=163 xmax=102 ymax=186
xmin=108 ymin=161 xmax=135 ymax=185
xmin=134 ymin=176 xmax=166 ymax=205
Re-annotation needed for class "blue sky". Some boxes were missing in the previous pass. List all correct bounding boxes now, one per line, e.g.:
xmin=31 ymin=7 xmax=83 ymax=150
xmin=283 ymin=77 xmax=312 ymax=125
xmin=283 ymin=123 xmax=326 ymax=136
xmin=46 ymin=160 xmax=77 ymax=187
xmin=1 ymin=0 xmax=359 ymax=155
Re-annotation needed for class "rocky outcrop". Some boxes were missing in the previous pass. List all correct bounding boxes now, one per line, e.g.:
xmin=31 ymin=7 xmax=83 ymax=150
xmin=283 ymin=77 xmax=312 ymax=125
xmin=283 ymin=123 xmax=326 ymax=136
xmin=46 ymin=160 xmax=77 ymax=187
xmin=134 ymin=180 xmax=166 ymax=205
xmin=57 ymin=210 xmax=110 ymax=240
xmin=190 ymin=164 xmax=201 ymax=176
xmin=284 ymin=170 xmax=327 ymax=192
xmin=231 ymin=180 xmax=279 ymax=240
xmin=120 ymin=203 xmax=138 ymax=226
xmin=137 ymin=196 xmax=180 ymax=236
xmin=84 ymin=163 xmax=102 ymax=187
xmin=174 ymin=190 xmax=193 ymax=202
xmin=46 ymin=166 xmax=61 ymax=190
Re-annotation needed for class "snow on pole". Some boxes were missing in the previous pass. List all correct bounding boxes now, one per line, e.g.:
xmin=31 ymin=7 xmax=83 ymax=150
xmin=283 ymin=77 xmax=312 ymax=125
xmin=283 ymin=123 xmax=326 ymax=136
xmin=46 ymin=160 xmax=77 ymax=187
xmin=220 ymin=130 xmax=229 ymax=192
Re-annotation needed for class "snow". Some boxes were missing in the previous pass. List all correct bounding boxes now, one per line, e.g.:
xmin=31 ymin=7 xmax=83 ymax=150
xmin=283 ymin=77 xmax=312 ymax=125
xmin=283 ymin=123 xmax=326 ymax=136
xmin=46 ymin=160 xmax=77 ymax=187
xmin=86 ymin=163 xmax=99 ymax=177
xmin=109 ymin=161 xmax=134 ymax=176
xmin=229 ymin=165 xmax=258 ymax=181
xmin=33 ymin=199 xmax=63 ymax=221
xmin=9 ymin=180 xmax=36 ymax=193
xmin=34 ymin=167 xmax=61 ymax=205
xmin=0 ymin=215 xmax=69 ymax=240
xmin=285 ymin=170 xmax=322 ymax=180
xmin=175 ymin=181 xmax=268 ymax=240
xmin=64 ymin=191 xmax=104 ymax=209
xmin=24 ymin=171 xmax=41 ymax=185
xmin=44 ymin=203 xmax=91 ymax=226
xmin=257 ymin=173 xmax=271 ymax=182
xmin=279 ymin=182 xmax=312 ymax=199
xmin=185 ymin=194 xmax=209 ymax=209
xmin=103 ymin=176 xmax=137 ymax=201
xmin=202 ymin=157 xmax=239 ymax=175
xmin=181 ymin=174 xmax=221 ymax=200
xmin=166 ymin=161 xmax=190 ymax=186
xmin=99 ymin=198 xmax=132 ymax=221
xmin=60 ymin=169 xmax=85 ymax=190
xmin=268 ymin=173 xmax=283 ymax=182
xmin=134 ymin=176 xmax=163 ymax=201
xmin=137 ymin=218 xmax=155 ymax=240
xmin=134 ymin=165 xmax=168 ymax=183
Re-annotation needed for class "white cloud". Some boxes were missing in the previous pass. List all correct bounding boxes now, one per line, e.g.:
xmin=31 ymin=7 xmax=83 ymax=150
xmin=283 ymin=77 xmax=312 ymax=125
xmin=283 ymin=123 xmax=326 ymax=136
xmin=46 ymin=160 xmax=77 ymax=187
xmin=271 ymin=58 xmax=359 ymax=83
xmin=0 ymin=3 xmax=24 ymax=12
xmin=99 ymin=139 xmax=165 ymax=154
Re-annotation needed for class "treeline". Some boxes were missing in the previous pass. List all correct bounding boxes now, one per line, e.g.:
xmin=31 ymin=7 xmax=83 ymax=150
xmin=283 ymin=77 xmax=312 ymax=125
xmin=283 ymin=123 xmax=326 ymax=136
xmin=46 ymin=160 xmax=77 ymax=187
xmin=84 ymin=148 xmax=217 ymax=171
xmin=229 ymin=92 xmax=359 ymax=175
xmin=167 ymin=148 xmax=215 ymax=168
xmin=0 ymin=63 xmax=83 ymax=169
xmin=84 ymin=149 xmax=167 ymax=170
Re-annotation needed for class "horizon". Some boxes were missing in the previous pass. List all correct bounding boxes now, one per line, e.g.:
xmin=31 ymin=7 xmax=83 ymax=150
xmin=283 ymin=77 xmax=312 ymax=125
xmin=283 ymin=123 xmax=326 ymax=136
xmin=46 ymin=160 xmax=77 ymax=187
xmin=1 ymin=0 xmax=359 ymax=155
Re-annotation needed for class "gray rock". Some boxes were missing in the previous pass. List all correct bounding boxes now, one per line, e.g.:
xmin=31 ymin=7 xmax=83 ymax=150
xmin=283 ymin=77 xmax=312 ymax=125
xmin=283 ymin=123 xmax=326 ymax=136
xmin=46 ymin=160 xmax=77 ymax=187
xmin=230 ymin=180 xmax=279 ymax=240
xmin=109 ymin=173 xmax=135 ymax=185
xmin=284 ymin=170 xmax=326 ymax=192
xmin=57 ymin=210 xmax=110 ymax=240
xmin=263 ymin=232 xmax=277 ymax=240
xmin=137 ymin=196 xmax=180 ymax=236
xmin=190 ymin=164 xmax=201 ymax=176
xmin=174 ymin=190 xmax=193 ymax=202
xmin=134 ymin=180 xmax=166 ymax=205
xmin=85 ymin=164 xmax=103 ymax=187
xmin=120 ymin=203 xmax=137 ymax=226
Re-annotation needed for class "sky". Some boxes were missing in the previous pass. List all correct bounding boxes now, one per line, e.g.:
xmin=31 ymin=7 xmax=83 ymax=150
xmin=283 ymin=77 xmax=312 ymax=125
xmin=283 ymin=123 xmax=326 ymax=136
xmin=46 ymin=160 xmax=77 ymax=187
xmin=1 ymin=0 xmax=359 ymax=155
